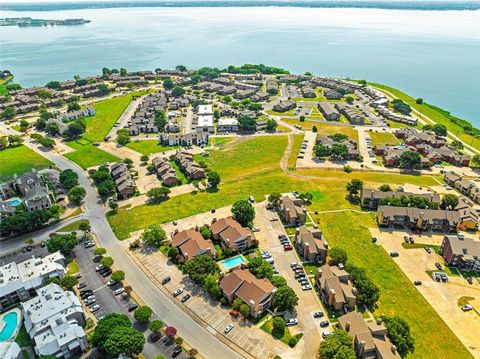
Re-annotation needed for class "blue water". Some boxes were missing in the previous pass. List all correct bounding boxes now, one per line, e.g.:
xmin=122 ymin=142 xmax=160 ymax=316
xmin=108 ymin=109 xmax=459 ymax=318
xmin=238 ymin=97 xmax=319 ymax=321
xmin=221 ymin=255 xmax=246 ymax=270
xmin=7 ymin=199 xmax=21 ymax=207
xmin=0 ymin=7 xmax=478 ymax=123
xmin=0 ymin=312 xmax=19 ymax=341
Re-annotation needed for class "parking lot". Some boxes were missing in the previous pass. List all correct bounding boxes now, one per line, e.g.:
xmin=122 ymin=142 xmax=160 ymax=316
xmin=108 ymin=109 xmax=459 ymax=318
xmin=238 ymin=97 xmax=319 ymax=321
xmin=132 ymin=247 xmax=287 ymax=359
xmin=370 ymin=227 xmax=480 ymax=358
xmin=74 ymin=241 xmax=190 ymax=359
xmin=252 ymin=202 xmax=324 ymax=359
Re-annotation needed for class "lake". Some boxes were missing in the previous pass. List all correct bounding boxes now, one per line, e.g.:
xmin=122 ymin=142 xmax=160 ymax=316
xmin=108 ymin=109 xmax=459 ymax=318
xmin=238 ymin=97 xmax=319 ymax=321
xmin=0 ymin=7 xmax=479 ymax=123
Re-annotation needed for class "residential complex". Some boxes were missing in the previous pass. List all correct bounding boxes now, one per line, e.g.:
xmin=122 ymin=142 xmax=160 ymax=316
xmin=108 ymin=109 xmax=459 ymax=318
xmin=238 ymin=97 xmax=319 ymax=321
xmin=441 ymin=235 xmax=480 ymax=271
xmin=315 ymin=264 xmax=356 ymax=312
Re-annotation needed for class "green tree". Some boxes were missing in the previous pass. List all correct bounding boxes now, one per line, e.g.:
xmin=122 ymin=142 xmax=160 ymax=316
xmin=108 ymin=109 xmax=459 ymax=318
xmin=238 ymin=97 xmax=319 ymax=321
xmin=207 ymin=171 xmax=221 ymax=188
xmin=330 ymin=143 xmax=348 ymax=159
xmin=176 ymin=65 xmax=187 ymax=72
xmin=272 ymin=286 xmax=298 ymax=312
xmin=46 ymin=81 xmax=61 ymax=90
xmin=92 ymin=313 xmax=131 ymax=347
xmin=117 ymin=128 xmax=131 ymax=146
xmin=59 ymin=169 xmax=79 ymax=189
xmin=270 ymin=276 xmax=287 ymax=288
xmin=378 ymin=184 xmax=392 ymax=192
xmin=67 ymin=102 xmax=81 ymax=112
xmin=68 ymin=186 xmax=86 ymax=205
xmin=382 ymin=316 xmax=415 ymax=357
xmin=101 ymin=256 xmax=114 ymax=268
xmin=272 ymin=317 xmax=286 ymax=337
xmin=38 ymin=136 xmax=55 ymax=148
xmin=0 ymin=136 xmax=8 ymax=150
xmin=109 ymin=201 xmax=119 ymax=213
xmin=399 ymin=150 xmax=421 ymax=169
xmin=231 ymin=199 xmax=255 ymax=227
xmin=266 ymin=119 xmax=278 ymax=133
xmin=2 ymin=107 xmax=15 ymax=119
xmin=103 ymin=326 xmax=145 ymax=357
xmin=47 ymin=233 xmax=77 ymax=256
xmin=94 ymin=247 xmax=107 ymax=256
xmin=163 ymin=78 xmax=174 ymax=89
xmin=232 ymin=298 xmax=244 ymax=311
xmin=199 ymin=225 xmax=212 ymax=239
xmin=441 ymin=194 xmax=459 ymax=210
xmin=450 ymin=140 xmax=463 ymax=150
xmin=79 ymin=221 xmax=91 ymax=235
xmin=140 ymin=154 xmax=149 ymax=163
xmin=183 ymin=254 xmax=218 ymax=284
xmin=239 ymin=303 xmax=250 ymax=318
xmin=319 ymin=329 xmax=356 ymax=359
xmin=146 ymin=187 xmax=171 ymax=202
xmin=98 ymin=83 xmax=110 ymax=95
xmin=203 ymin=274 xmax=222 ymax=298
xmin=120 ymin=68 xmax=128 ymax=76
xmin=45 ymin=122 xmax=60 ymax=136
xmin=328 ymin=247 xmax=348 ymax=265
xmin=314 ymin=144 xmax=330 ymax=158
xmin=346 ymin=263 xmax=380 ymax=307
xmin=134 ymin=306 xmax=153 ymax=323
xmin=111 ymin=270 xmax=125 ymax=282
xmin=431 ymin=123 xmax=447 ymax=137
xmin=238 ymin=116 xmax=257 ymax=132
xmin=247 ymin=257 xmax=274 ymax=279
xmin=168 ymin=246 xmax=180 ymax=262
xmin=415 ymin=98 xmax=423 ymax=104
xmin=141 ymin=224 xmax=166 ymax=248
xmin=248 ymin=103 xmax=263 ymax=112
xmin=60 ymin=275 xmax=79 ymax=290
xmin=268 ymin=192 xmax=281 ymax=207
xmin=346 ymin=179 xmax=363 ymax=197
xmin=172 ymin=86 xmax=185 ymax=97
xmin=392 ymin=99 xmax=411 ymax=115
xmin=148 ymin=319 xmax=164 ymax=337
xmin=298 ymin=192 xmax=313 ymax=205
xmin=345 ymin=96 xmax=354 ymax=105
xmin=154 ymin=110 xmax=167 ymax=131
xmin=66 ymin=121 xmax=85 ymax=138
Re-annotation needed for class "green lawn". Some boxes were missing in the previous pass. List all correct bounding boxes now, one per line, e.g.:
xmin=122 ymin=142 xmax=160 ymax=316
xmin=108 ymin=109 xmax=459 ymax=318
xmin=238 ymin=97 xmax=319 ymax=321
xmin=15 ymin=324 xmax=31 ymax=347
xmin=57 ymin=219 xmax=89 ymax=232
xmin=83 ymin=91 xmax=147 ymax=143
xmin=64 ymin=141 xmax=120 ymax=169
xmin=67 ymin=259 xmax=80 ymax=275
xmin=370 ymin=82 xmax=480 ymax=151
xmin=311 ymin=211 xmax=471 ymax=359
xmin=260 ymin=318 xmax=302 ymax=346
xmin=369 ymin=131 xmax=400 ymax=146
xmin=314 ymin=122 xmax=359 ymax=142
xmin=169 ymin=160 xmax=189 ymax=185
xmin=126 ymin=140 xmax=177 ymax=156
xmin=282 ymin=118 xmax=323 ymax=131
xmin=0 ymin=145 xmax=52 ymax=181
xmin=288 ymin=134 xmax=305 ymax=169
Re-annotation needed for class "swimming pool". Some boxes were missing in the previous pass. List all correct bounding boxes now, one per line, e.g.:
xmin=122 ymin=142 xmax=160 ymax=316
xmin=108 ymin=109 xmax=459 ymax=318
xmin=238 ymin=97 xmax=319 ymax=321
xmin=0 ymin=311 xmax=19 ymax=342
xmin=220 ymin=255 xmax=246 ymax=271
xmin=6 ymin=198 xmax=22 ymax=207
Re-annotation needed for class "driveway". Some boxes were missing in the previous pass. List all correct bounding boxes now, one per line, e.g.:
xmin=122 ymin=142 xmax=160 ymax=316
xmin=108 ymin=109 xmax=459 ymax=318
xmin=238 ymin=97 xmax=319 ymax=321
xmin=252 ymin=202 xmax=324 ymax=359
xmin=370 ymin=228 xmax=480 ymax=358
xmin=105 ymin=95 xmax=144 ymax=141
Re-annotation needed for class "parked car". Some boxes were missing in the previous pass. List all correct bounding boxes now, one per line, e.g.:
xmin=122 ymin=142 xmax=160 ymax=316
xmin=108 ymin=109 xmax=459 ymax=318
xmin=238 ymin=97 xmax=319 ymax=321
xmin=161 ymin=276 xmax=171 ymax=285
xmin=302 ymin=284 xmax=312 ymax=290
xmin=322 ymin=330 xmax=332 ymax=339
xmin=313 ymin=312 xmax=324 ymax=318
xmin=435 ymin=262 xmax=443 ymax=270
xmin=84 ymin=241 xmax=95 ymax=248
xmin=172 ymin=347 xmax=183 ymax=358
xmin=77 ymin=282 xmax=87 ymax=289
xmin=224 ymin=324 xmax=234 ymax=334
xmin=101 ymin=269 xmax=112 ymax=277
xmin=283 ymin=244 xmax=293 ymax=251
xmin=270 ymin=217 xmax=279 ymax=221
xmin=181 ymin=294 xmax=191 ymax=303
xmin=253 ymin=227 xmax=260 ymax=232
xmin=85 ymin=298 xmax=96 ymax=306
xmin=114 ymin=288 xmax=125 ymax=295
xmin=90 ymin=304 xmax=100 ymax=312
xmin=466 ymin=276 xmax=473 ymax=284
xmin=107 ymin=280 xmax=117 ymax=286
xmin=390 ymin=251 xmax=399 ymax=257
xmin=128 ymin=303 xmax=138 ymax=312
xmin=173 ymin=288 xmax=184 ymax=297
xmin=230 ymin=310 xmax=239 ymax=318
xmin=80 ymin=291 xmax=93 ymax=299
xmin=290 ymin=262 xmax=298 ymax=268
xmin=320 ymin=320 xmax=329 ymax=328
xmin=278 ymin=234 xmax=287 ymax=239
xmin=285 ymin=318 xmax=298 ymax=326
xmin=414 ymin=280 xmax=422 ymax=286
xmin=424 ymin=246 xmax=432 ymax=254
xmin=461 ymin=304 xmax=473 ymax=312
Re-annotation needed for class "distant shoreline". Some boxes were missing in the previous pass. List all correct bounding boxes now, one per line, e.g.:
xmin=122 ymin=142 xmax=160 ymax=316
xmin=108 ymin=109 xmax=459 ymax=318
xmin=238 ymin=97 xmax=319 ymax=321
xmin=2 ymin=1 xmax=480 ymax=12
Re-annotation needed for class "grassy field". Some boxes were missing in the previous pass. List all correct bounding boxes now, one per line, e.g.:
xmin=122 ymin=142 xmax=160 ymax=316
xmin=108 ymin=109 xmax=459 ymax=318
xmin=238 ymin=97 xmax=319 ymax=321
xmin=370 ymin=82 xmax=480 ymax=151
xmin=0 ymin=145 xmax=52 ymax=181
xmin=64 ymin=141 xmax=120 ymax=169
xmin=311 ymin=211 xmax=471 ymax=359
xmin=126 ymin=140 xmax=177 ymax=156
xmin=314 ymin=122 xmax=359 ymax=142
xmin=369 ymin=131 xmax=400 ymax=146
xmin=83 ymin=91 xmax=147 ymax=143
xmin=170 ymin=160 xmax=189 ymax=184
xmin=57 ymin=219 xmax=89 ymax=232
xmin=288 ymin=134 xmax=305 ymax=169
xmin=260 ymin=318 xmax=302 ymax=346
xmin=67 ymin=259 xmax=80 ymax=276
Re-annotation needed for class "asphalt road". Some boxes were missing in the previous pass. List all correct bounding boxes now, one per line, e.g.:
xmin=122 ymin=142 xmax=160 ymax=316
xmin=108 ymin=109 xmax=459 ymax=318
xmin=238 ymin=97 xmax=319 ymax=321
xmin=0 ymin=124 xmax=243 ymax=359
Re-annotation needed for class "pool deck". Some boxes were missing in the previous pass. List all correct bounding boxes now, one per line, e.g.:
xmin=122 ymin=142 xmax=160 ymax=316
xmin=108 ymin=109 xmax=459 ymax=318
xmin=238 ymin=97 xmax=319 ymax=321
xmin=218 ymin=254 xmax=247 ymax=272
xmin=0 ymin=308 xmax=23 ymax=342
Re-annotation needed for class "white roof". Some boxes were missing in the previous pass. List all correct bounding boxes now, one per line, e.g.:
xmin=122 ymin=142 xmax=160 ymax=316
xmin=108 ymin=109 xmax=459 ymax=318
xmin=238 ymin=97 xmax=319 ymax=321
xmin=197 ymin=115 xmax=214 ymax=127
xmin=0 ymin=252 xmax=65 ymax=297
xmin=198 ymin=104 xmax=213 ymax=115
xmin=0 ymin=342 xmax=21 ymax=359
xmin=219 ymin=118 xmax=238 ymax=126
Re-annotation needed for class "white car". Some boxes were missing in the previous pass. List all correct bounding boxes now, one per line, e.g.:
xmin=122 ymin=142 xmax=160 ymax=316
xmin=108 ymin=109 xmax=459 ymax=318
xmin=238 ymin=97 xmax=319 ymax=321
xmin=114 ymin=288 xmax=125 ymax=295
xmin=173 ymin=288 xmax=184 ymax=297
xmin=302 ymin=284 xmax=312 ymax=291
xmin=461 ymin=304 xmax=473 ymax=312
xmin=261 ymin=251 xmax=271 ymax=259
xmin=253 ymin=227 xmax=260 ymax=232
xmin=107 ymin=279 xmax=117 ymax=286
xmin=322 ymin=330 xmax=332 ymax=339
xmin=95 ymin=264 xmax=105 ymax=272
xmin=90 ymin=304 xmax=100 ymax=312
xmin=270 ymin=217 xmax=279 ymax=221
xmin=224 ymin=324 xmax=234 ymax=334
xmin=290 ymin=262 xmax=298 ymax=268
xmin=285 ymin=318 xmax=298 ymax=326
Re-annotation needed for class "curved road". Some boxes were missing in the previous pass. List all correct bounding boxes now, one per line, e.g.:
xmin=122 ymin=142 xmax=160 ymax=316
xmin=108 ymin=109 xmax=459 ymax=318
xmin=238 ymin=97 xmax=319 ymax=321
xmin=0 ymin=124 xmax=243 ymax=359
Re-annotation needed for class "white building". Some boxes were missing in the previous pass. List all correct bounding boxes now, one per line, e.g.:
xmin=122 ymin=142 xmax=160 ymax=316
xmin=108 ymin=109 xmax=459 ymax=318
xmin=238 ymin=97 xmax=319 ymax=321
xmin=196 ymin=115 xmax=215 ymax=134
xmin=0 ymin=342 xmax=21 ymax=359
xmin=0 ymin=252 xmax=66 ymax=311
xmin=197 ymin=104 xmax=213 ymax=116
xmin=217 ymin=118 xmax=239 ymax=132
xmin=22 ymin=283 xmax=87 ymax=359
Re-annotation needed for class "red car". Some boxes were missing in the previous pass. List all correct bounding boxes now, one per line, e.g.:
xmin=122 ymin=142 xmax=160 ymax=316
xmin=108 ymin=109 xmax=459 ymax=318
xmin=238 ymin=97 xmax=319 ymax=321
xmin=230 ymin=310 xmax=239 ymax=318
xmin=283 ymin=244 xmax=293 ymax=251
xmin=413 ymin=229 xmax=422 ymax=234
